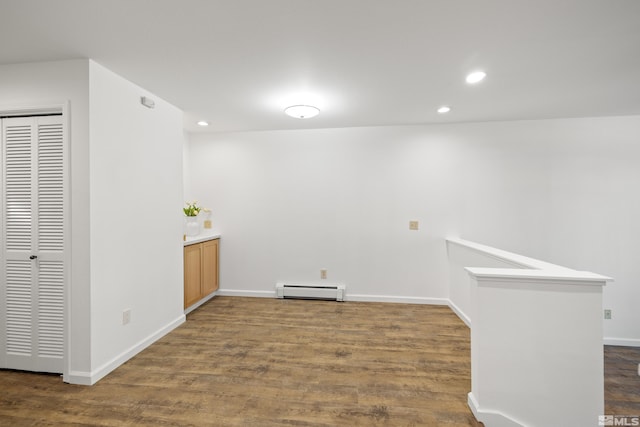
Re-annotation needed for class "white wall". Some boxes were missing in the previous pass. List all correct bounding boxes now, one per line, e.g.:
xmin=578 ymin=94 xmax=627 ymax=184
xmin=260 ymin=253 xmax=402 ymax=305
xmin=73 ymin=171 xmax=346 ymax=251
xmin=0 ymin=59 xmax=92 ymax=377
xmin=448 ymin=239 xmax=608 ymax=426
xmin=543 ymin=118 xmax=640 ymax=345
xmin=187 ymin=126 xmax=460 ymax=302
xmin=0 ymin=59 xmax=186 ymax=383
xmin=470 ymin=274 xmax=604 ymax=427
xmin=186 ymin=116 xmax=640 ymax=344
xmin=447 ymin=239 xmax=528 ymax=326
xmin=453 ymin=117 xmax=640 ymax=344
xmin=183 ymin=130 xmax=192 ymax=200
xmin=88 ymin=61 xmax=185 ymax=380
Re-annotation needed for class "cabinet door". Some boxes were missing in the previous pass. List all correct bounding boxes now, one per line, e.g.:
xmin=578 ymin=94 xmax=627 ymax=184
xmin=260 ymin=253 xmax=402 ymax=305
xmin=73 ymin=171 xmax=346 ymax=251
xmin=201 ymin=239 xmax=219 ymax=296
xmin=183 ymin=244 xmax=202 ymax=309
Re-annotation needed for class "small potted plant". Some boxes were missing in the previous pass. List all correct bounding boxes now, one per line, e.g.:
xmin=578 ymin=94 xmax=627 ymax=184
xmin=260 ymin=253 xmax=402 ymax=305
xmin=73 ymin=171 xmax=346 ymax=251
xmin=183 ymin=200 xmax=201 ymax=236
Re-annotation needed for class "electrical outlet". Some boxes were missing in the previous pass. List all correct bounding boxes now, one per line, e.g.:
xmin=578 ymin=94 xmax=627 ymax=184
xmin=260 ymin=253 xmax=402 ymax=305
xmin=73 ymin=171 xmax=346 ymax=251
xmin=604 ymin=309 xmax=612 ymax=320
xmin=409 ymin=221 xmax=419 ymax=230
xmin=123 ymin=309 xmax=131 ymax=325
xmin=320 ymin=269 xmax=327 ymax=280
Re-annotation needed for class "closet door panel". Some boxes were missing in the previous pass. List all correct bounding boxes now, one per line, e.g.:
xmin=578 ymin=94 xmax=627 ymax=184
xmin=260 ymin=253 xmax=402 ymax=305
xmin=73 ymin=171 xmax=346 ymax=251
xmin=5 ymin=260 xmax=33 ymax=359
xmin=4 ymin=120 xmax=33 ymax=253
xmin=2 ymin=118 xmax=35 ymax=370
xmin=37 ymin=260 xmax=64 ymax=370
xmin=1 ymin=116 xmax=65 ymax=373
xmin=37 ymin=119 xmax=64 ymax=253
xmin=34 ymin=117 xmax=64 ymax=371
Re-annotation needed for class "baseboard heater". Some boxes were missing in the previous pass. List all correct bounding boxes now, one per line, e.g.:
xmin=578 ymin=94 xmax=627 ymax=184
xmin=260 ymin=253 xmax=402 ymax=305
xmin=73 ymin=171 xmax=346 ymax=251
xmin=276 ymin=283 xmax=345 ymax=301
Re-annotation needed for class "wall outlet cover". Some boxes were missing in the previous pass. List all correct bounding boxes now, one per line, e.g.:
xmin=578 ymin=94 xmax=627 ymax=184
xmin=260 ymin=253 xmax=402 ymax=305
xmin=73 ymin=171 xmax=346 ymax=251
xmin=123 ymin=309 xmax=131 ymax=325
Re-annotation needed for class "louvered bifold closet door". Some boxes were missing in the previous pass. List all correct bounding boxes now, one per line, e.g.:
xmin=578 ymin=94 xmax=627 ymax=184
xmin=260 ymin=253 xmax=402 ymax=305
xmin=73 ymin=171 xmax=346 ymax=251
xmin=1 ymin=116 xmax=65 ymax=374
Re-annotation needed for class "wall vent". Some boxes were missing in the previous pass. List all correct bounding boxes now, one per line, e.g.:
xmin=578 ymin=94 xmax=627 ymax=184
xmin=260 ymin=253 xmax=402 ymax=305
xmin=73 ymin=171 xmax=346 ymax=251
xmin=276 ymin=283 xmax=345 ymax=301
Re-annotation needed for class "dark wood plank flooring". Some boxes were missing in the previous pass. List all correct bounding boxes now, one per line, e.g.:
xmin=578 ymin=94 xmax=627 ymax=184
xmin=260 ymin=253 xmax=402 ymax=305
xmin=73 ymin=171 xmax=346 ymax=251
xmin=0 ymin=296 xmax=637 ymax=426
xmin=605 ymin=345 xmax=640 ymax=416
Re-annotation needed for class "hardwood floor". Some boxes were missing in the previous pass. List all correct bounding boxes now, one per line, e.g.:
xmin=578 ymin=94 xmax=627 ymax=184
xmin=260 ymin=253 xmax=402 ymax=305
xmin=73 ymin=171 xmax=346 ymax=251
xmin=0 ymin=296 xmax=637 ymax=426
xmin=605 ymin=345 xmax=640 ymax=416
xmin=1 ymin=297 xmax=478 ymax=426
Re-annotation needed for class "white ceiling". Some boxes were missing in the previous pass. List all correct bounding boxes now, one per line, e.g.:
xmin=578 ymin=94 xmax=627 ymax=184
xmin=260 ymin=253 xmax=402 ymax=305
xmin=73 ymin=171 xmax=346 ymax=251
xmin=1 ymin=0 xmax=640 ymax=133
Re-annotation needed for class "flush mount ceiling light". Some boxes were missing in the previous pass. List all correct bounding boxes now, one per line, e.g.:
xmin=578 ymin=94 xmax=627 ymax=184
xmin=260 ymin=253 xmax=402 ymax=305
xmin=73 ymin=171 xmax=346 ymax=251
xmin=466 ymin=70 xmax=487 ymax=84
xmin=284 ymin=105 xmax=320 ymax=119
xmin=437 ymin=106 xmax=451 ymax=114
xmin=196 ymin=120 xmax=209 ymax=127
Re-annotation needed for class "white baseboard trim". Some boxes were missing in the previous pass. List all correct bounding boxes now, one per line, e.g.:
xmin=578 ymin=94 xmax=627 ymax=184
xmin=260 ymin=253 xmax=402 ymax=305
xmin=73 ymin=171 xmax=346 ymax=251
xmin=217 ymin=289 xmax=450 ymax=306
xmin=604 ymin=337 xmax=640 ymax=347
xmin=216 ymin=289 xmax=275 ymax=298
xmin=64 ymin=314 xmax=186 ymax=386
xmin=346 ymin=294 xmax=449 ymax=305
xmin=447 ymin=299 xmax=471 ymax=328
xmin=184 ymin=291 xmax=218 ymax=315
xmin=64 ymin=370 xmax=93 ymax=385
xmin=468 ymin=392 xmax=524 ymax=427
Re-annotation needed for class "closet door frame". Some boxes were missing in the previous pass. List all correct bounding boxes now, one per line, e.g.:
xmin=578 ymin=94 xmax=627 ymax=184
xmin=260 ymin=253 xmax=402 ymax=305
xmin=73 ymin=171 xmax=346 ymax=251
xmin=0 ymin=102 xmax=70 ymax=378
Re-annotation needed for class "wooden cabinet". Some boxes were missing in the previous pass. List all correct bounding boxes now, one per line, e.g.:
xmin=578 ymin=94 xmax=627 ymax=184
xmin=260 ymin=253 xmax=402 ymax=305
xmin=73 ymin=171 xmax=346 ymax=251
xmin=184 ymin=238 xmax=219 ymax=309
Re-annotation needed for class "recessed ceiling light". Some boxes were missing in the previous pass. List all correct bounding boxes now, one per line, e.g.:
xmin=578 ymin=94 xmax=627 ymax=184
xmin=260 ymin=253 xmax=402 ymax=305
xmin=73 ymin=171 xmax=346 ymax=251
xmin=284 ymin=105 xmax=320 ymax=119
xmin=197 ymin=120 xmax=209 ymax=127
xmin=466 ymin=71 xmax=487 ymax=84
xmin=437 ymin=106 xmax=451 ymax=114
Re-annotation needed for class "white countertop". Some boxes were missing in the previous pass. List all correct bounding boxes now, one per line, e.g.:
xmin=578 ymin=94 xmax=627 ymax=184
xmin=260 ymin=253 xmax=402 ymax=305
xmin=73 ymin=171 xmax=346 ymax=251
xmin=183 ymin=229 xmax=221 ymax=246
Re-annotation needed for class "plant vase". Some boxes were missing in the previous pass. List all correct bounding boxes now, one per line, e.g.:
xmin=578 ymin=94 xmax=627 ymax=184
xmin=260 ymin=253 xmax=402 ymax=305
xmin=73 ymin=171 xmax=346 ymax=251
xmin=185 ymin=215 xmax=200 ymax=236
